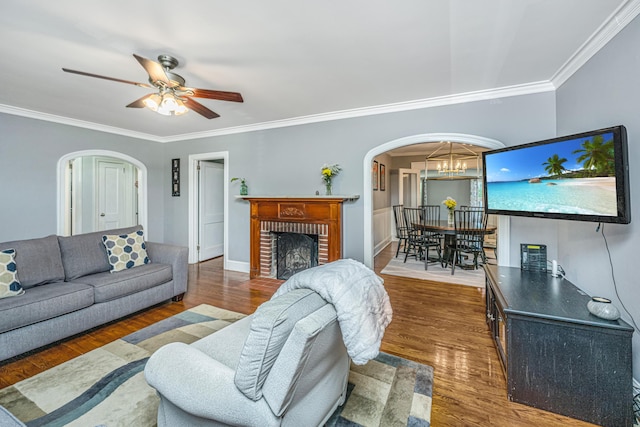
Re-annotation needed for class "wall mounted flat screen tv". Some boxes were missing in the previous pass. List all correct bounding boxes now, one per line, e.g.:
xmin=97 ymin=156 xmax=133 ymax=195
xmin=482 ymin=125 xmax=631 ymax=224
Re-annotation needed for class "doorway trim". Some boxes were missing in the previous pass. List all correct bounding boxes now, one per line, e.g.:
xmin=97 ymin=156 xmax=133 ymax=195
xmin=57 ymin=150 xmax=148 ymax=237
xmin=188 ymin=151 xmax=230 ymax=267
xmin=363 ymin=132 xmax=509 ymax=268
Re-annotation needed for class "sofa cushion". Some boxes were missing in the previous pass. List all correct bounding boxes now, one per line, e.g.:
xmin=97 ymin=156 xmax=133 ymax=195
xmin=0 ymin=281 xmax=94 ymax=334
xmin=0 ymin=249 xmax=24 ymax=299
xmin=0 ymin=235 xmax=65 ymax=289
xmin=58 ymin=225 xmax=142 ymax=280
xmin=72 ymin=263 xmax=172 ymax=303
xmin=102 ymin=230 xmax=150 ymax=272
xmin=234 ymin=288 xmax=327 ymax=401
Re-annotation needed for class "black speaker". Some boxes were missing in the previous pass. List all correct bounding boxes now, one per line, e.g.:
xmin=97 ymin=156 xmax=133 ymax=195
xmin=520 ymin=244 xmax=547 ymax=272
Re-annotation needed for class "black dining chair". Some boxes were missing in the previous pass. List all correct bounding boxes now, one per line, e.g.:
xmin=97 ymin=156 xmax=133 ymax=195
xmin=392 ymin=205 xmax=410 ymax=258
xmin=457 ymin=206 xmax=494 ymax=261
xmin=402 ymin=207 xmax=423 ymax=262
xmin=421 ymin=205 xmax=444 ymax=269
xmin=444 ymin=208 xmax=488 ymax=274
xmin=403 ymin=207 xmax=442 ymax=269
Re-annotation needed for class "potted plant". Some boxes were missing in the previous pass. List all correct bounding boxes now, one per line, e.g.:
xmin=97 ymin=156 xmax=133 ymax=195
xmin=231 ymin=177 xmax=248 ymax=195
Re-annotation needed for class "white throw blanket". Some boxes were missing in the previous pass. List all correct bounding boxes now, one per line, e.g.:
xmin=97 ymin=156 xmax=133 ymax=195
xmin=272 ymin=259 xmax=393 ymax=365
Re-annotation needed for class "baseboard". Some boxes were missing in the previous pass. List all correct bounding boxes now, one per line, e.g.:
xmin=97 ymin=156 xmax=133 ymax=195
xmin=374 ymin=236 xmax=392 ymax=257
xmin=224 ymin=259 xmax=250 ymax=273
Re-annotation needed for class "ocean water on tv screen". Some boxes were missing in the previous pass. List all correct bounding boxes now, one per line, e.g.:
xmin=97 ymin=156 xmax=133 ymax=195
xmin=486 ymin=177 xmax=617 ymax=216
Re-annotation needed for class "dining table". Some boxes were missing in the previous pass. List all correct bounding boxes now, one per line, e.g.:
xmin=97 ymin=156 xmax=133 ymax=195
xmin=413 ymin=220 xmax=497 ymax=270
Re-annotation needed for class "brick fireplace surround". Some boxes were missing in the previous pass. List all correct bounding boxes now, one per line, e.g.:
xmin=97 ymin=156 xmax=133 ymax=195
xmin=241 ymin=196 xmax=358 ymax=279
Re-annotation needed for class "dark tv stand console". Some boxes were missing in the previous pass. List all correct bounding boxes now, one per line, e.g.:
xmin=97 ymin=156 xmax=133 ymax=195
xmin=484 ymin=265 xmax=634 ymax=427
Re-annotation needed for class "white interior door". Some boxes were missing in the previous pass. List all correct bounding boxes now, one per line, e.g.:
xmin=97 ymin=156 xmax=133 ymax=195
xmin=398 ymin=168 xmax=421 ymax=207
xmin=198 ymin=161 xmax=225 ymax=261
xmin=96 ymin=158 xmax=134 ymax=231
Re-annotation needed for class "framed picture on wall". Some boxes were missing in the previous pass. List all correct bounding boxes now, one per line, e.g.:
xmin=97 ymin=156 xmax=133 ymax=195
xmin=372 ymin=161 xmax=379 ymax=191
xmin=172 ymin=158 xmax=180 ymax=197
xmin=380 ymin=164 xmax=386 ymax=191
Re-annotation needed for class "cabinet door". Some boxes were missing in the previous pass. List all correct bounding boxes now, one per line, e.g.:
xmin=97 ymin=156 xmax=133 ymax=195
xmin=485 ymin=281 xmax=494 ymax=327
xmin=508 ymin=317 xmax=633 ymax=426
xmin=494 ymin=304 xmax=507 ymax=370
xmin=486 ymin=282 xmax=507 ymax=372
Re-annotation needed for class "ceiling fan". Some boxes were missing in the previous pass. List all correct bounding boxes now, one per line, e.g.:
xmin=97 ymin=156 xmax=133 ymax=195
xmin=62 ymin=54 xmax=243 ymax=119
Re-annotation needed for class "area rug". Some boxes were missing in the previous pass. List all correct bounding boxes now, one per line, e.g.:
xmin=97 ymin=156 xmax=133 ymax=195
xmin=0 ymin=304 xmax=433 ymax=427
xmin=381 ymin=256 xmax=489 ymax=288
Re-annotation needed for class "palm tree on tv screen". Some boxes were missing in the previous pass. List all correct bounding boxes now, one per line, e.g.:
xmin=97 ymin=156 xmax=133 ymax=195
xmin=542 ymin=154 xmax=568 ymax=177
xmin=572 ymin=135 xmax=614 ymax=176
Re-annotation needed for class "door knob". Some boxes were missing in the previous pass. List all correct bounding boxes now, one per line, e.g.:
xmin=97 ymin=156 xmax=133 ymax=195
xmin=100 ymin=213 xmax=105 ymax=217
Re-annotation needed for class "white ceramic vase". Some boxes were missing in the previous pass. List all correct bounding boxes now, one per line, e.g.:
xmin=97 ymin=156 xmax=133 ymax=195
xmin=586 ymin=297 xmax=620 ymax=321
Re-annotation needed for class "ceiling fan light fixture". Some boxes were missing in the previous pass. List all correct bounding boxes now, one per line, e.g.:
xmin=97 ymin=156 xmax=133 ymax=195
xmin=174 ymin=100 xmax=188 ymax=116
xmin=152 ymin=92 xmax=189 ymax=116
xmin=63 ymin=53 xmax=241 ymax=119
xmin=161 ymin=93 xmax=178 ymax=110
xmin=142 ymin=93 xmax=162 ymax=112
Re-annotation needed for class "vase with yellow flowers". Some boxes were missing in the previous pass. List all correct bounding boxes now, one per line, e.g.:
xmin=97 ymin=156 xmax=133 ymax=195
xmin=321 ymin=164 xmax=341 ymax=195
xmin=443 ymin=197 xmax=457 ymax=225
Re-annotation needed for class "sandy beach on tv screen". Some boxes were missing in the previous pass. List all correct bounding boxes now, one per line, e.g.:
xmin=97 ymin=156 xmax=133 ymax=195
xmin=558 ymin=177 xmax=615 ymax=191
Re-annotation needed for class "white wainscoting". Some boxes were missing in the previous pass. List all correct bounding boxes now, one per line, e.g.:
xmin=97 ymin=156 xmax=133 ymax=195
xmin=373 ymin=206 xmax=393 ymax=256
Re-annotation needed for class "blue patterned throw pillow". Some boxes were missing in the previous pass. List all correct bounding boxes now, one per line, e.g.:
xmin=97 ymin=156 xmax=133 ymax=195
xmin=0 ymin=248 xmax=25 ymax=299
xmin=101 ymin=230 xmax=150 ymax=272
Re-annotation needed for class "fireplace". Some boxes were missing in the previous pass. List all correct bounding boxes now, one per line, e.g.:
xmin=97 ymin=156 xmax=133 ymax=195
xmin=260 ymin=221 xmax=328 ymax=279
xmin=241 ymin=196 xmax=358 ymax=278
xmin=275 ymin=232 xmax=318 ymax=280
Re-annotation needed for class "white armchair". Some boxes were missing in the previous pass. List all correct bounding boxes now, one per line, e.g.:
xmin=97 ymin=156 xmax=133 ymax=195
xmin=144 ymin=289 xmax=350 ymax=427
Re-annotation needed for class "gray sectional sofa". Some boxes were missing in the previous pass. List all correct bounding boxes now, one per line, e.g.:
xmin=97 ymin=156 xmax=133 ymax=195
xmin=0 ymin=225 xmax=188 ymax=362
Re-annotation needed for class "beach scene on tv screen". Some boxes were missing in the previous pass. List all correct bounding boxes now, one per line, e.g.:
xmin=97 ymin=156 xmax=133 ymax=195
xmin=485 ymin=132 xmax=617 ymax=216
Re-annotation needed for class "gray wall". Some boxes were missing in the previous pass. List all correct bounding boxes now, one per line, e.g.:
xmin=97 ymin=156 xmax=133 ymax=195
xmin=555 ymin=14 xmax=640 ymax=378
xmin=372 ymin=152 xmax=392 ymax=210
xmin=425 ymin=180 xmax=471 ymax=220
xmin=0 ymin=114 xmax=166 ymax=242
xmin=162 ymin=91 xmax=556 ymax=263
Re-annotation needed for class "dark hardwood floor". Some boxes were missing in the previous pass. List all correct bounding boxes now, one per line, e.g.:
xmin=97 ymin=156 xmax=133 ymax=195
xmin=0 ymin=243 xmax=600 ymax=426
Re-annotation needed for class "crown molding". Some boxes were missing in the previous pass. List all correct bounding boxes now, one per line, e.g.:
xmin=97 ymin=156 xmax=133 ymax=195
xmin=0 ymin=104 xmax=161 ymax=141
xmin=552 ymin=0 xmax=640 ymax=88
xmin=0 ymin=81 xmax=555 ymax=143
xmin=161 ymin=81 xmax=556 ymax=142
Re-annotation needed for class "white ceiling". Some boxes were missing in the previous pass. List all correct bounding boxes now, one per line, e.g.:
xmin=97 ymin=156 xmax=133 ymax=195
xmin=1 ymin=0 xmax=638 ymax=142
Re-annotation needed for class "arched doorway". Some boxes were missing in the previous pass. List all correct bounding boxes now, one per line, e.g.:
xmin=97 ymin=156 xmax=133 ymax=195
xmin=362 ymin=133 xmax=509 ymax=268
xmin=57 ymin=150 xmax=148 ymax=237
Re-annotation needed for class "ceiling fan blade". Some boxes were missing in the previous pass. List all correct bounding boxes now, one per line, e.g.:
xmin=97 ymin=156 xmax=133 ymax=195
xmin=187 ymin=88 xmax=244 ymax=103
xmin=62 ymin=68 xmax=153 ymax=88
xmin=184 ymin=98 xmax=220 ymax=119
xmin=126 ymin=94 xmax=153 ymax=108
xmin=133 ymin=54 xmax=173 ymax=87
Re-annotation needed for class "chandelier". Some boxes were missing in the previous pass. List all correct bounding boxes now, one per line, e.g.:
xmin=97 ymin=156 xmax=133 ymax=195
xmin=437 ymin=158 xmax=467 ymax=175
xmin=425 ymin=142 xmax=480 ymax=177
